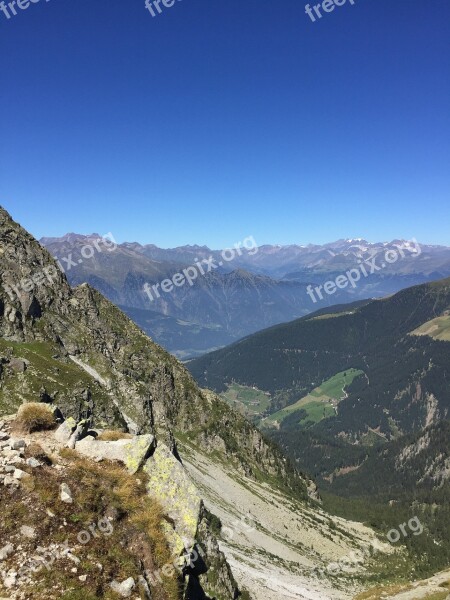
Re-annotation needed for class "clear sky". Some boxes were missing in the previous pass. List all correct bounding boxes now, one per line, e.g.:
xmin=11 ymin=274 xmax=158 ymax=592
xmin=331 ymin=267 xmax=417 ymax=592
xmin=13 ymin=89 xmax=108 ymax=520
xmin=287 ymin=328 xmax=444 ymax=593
xmin=1 ymin=0 xmax=449 ymax=248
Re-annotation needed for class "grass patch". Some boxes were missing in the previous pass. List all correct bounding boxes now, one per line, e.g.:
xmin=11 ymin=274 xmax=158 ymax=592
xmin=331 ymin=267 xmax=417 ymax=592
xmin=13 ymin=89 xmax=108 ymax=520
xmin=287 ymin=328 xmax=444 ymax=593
xmin=0 ymin=451 xmax=181 ymax=600
xmin=0 ymin=339 xmax=113 ymax=419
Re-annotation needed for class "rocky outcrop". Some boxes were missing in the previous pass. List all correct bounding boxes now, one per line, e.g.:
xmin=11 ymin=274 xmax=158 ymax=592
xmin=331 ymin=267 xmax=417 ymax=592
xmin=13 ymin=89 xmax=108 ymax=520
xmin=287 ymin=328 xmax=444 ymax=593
xmin=195 ymin=506 xmax=240 ymax=600
xmin=144 ymin=443 xmax=202 ymax=556
xmin=0 ymin=209 xmax=71 ymax=341
xmin=0 ymin=414 xmax=242 ymax=600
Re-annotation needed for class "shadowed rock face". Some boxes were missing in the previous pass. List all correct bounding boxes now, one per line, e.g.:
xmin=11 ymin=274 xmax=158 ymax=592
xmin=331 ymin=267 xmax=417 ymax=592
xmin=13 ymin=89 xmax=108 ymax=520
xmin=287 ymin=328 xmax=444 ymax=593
xmin=0 ymin=209 xmax=71 ymax=340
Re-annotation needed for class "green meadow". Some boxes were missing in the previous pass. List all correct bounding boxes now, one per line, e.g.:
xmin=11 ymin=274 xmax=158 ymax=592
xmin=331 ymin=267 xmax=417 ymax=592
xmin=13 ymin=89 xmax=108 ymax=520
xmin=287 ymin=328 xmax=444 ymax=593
xmin=263 ymin=368 xmax=364 ymax=428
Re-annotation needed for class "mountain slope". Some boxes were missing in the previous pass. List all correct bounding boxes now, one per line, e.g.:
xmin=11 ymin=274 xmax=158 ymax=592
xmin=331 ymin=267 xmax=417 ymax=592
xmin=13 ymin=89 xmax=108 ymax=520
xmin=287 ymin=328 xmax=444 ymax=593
xmin=188 ymin=279 xmax=450 ymax=471
xmin=188 ymin=279 xmax=450 ymax=579
xmin=0 ymin=207 xmax=305 ymax=599
xmin=0 ymin=207 xmax=392 ymax=599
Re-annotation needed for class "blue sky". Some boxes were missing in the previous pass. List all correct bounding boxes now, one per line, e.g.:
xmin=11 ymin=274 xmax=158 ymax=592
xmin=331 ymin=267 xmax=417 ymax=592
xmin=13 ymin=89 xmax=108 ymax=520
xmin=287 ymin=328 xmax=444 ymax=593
xmin=1 ymin=0 xmax=449 ymax=248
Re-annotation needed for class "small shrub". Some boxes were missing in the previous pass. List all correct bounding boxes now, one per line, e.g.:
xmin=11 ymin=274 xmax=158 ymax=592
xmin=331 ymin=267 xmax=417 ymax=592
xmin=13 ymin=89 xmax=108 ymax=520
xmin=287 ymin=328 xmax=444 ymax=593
xmin=15 ymin=402 xmax=56 ymax=433
xmin=97 ymin=430 xmax=132 ymax=441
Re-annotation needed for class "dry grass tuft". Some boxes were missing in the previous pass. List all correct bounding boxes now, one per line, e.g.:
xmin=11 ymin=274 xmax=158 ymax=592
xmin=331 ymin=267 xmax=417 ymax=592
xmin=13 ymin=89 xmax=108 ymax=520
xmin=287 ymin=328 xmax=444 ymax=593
xmin=97 ymin=430 xmax=133 ymax=441
xmin=14 ymin=402 xmax=56 ymax=433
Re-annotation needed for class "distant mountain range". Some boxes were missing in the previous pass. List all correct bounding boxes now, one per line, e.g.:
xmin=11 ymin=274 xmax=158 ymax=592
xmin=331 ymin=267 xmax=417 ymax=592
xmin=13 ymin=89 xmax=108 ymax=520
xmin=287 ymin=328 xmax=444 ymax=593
xmin=41 ymin=235 xmax=450 ymax=357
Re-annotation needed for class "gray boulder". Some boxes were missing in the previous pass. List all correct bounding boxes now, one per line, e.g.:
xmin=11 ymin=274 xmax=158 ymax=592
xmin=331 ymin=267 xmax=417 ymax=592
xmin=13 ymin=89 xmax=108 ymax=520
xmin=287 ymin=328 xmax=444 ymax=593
xmin=9 ymin=439 xmax=26 ymax=450
xmin=75 ymin=434 xmax=154 ymax=474
xmin=67 ymin=419 xmax=89 ymax=449
xmin=143 ymin=443 xmax=202 ymax=556
xmin=54 ymin=418 xmax=77 ymax=445
xmin=8 ymin=358 xmax=28 ymax=373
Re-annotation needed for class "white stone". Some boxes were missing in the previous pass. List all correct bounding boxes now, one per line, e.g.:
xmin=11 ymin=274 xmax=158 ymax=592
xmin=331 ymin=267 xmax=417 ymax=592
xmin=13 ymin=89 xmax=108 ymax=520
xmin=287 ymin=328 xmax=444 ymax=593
xmin=67 ymin=553 xmax=80 ymax=564
xmin=60 ymin=483 xmax=73 ymax=504
xmin=0 ymin=544 xmax=14 ymax=561
xmin=3 ymin=475 xmax=19 ymax=487
xmin=3 ymin=572 xmax=17 ymax=588
xmin=110 ymin=577 xmax=135 ymax=598
xmin=75 ymin=434 xmax=154 ymax=474
xmin=54 ymin=418 xmax=77 ymax=445
xmin=20 ymin=526 xmax=36 ymax=539
xmin=13 ymin=469 xmax=27 ymax=480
